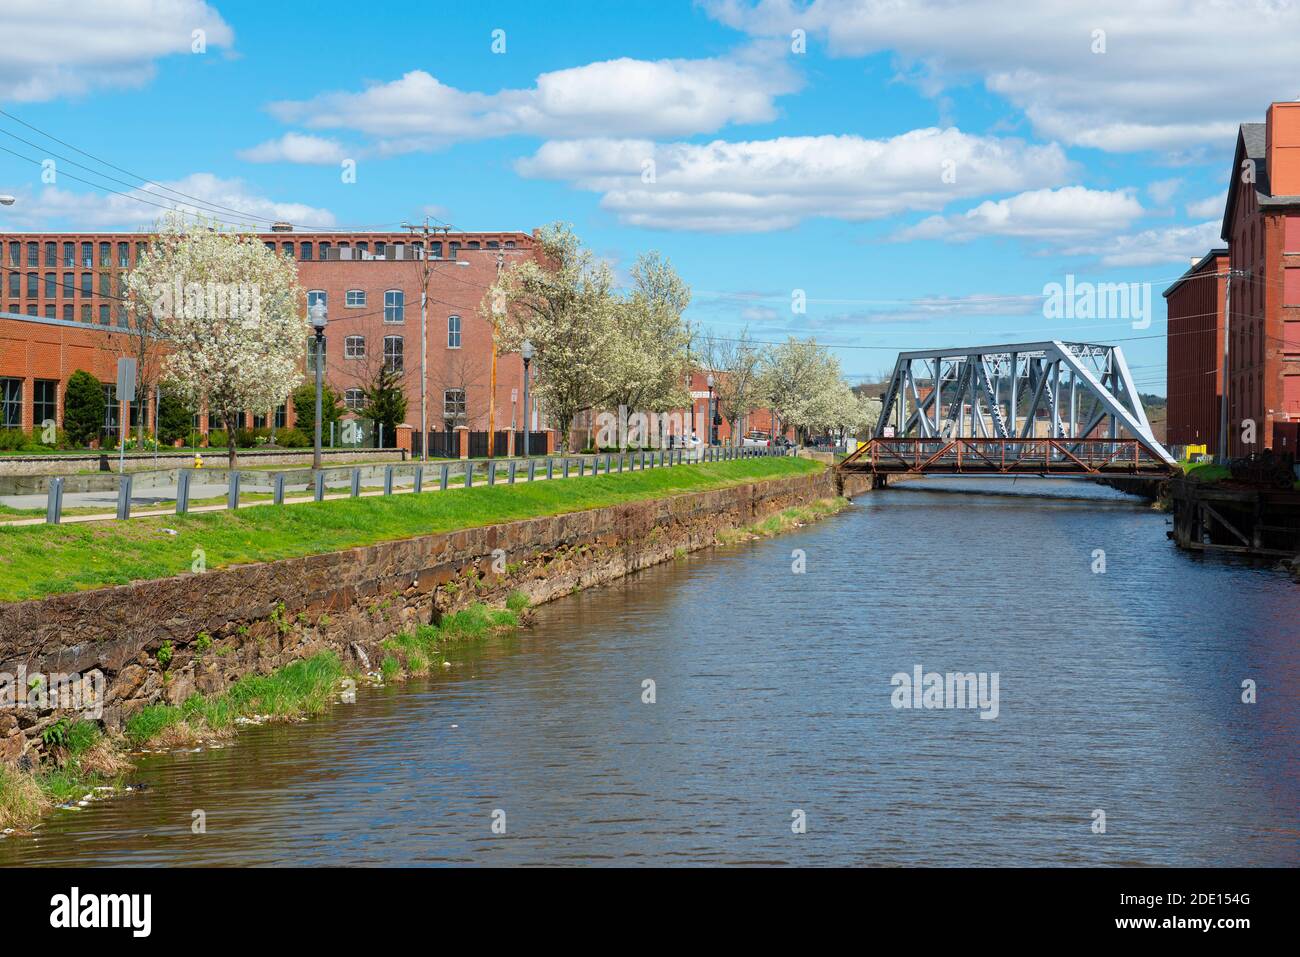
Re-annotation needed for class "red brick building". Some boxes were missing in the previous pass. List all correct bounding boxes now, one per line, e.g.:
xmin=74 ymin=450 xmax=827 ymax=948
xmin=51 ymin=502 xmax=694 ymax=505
xmin=0 ymin=228 xmax=541 ymax=447
xmin=1170 ymin=102 xmax=1300 ymax=458
xmin=1163 ymin=249 xmax=1229 ymax=451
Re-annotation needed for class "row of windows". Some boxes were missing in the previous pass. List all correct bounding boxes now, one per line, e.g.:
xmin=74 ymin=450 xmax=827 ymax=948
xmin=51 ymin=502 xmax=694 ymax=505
xmin=5 ymin=303 xmax=126 ymax=325
xmin=7 ymin=271 xmax=123 ymax=299
xmin=0 ymin=378 xmax=60 ymax=428
xmin=307 ymin=335 xmax=406 ymax=372
xmin=7 ymin=241 xmax=137 ymax=269
xmin=308 ymin=288 xmax=408 ymax=323
xmin=268 ymin=238 xmax=515 ymax=262
xmin=338 ymin=388 xmax=467 ymax=418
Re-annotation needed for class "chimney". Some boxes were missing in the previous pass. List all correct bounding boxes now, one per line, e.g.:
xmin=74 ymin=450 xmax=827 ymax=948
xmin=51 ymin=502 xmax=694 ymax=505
xmin=1266 ymin=101 xmax=1300 ymax=196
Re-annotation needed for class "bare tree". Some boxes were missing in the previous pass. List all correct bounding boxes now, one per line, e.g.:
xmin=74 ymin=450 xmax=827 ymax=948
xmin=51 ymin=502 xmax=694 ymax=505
xmin=702 ymin=328 xmax=763 ymax=445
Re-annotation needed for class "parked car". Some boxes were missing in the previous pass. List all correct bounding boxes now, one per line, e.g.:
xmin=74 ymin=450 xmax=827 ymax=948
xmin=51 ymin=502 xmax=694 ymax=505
xmin=742 ymin=431 xmax=771 ymax=448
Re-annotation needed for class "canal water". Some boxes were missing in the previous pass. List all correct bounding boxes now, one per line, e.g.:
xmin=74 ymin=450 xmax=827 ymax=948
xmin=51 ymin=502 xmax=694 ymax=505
xmin=2 ymin=478 xmax=1297 ymax=866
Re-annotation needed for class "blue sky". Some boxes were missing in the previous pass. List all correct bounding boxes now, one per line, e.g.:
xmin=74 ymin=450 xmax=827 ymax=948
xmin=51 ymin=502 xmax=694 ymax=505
xmin=2 ymin=0 xmax=1289 ymax=392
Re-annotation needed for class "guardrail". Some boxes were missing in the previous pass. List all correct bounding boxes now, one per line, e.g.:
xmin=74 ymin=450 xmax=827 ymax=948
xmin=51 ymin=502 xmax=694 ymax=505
xmin=38 ymin=444 xmax=793 ymax=524
xmin=841 ymin=437 xmax=1171 ymax=475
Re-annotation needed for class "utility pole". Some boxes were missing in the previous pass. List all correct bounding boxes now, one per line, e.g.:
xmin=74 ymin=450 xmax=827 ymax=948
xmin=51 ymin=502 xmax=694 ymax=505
xmin=1218 ymin=268 xmax=1241 ymax=464
xmin=487 ymin=249 xmax=504 ymax=456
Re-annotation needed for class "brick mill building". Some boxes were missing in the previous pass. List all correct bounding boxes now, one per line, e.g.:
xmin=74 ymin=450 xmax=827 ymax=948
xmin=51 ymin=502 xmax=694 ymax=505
xmin=1166 ymin=101 xmax=1300 ymax=457
xmin=0 ymin=227 xmax=543 ymax=451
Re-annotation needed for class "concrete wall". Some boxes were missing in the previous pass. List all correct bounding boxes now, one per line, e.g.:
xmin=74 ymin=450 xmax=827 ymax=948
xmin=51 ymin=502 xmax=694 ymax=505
xmin=0 ymin=469 xmax=858 ymax=764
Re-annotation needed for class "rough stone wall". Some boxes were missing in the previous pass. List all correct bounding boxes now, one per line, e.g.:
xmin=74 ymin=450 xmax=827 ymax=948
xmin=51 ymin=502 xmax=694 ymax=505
xmin=0 ymin=470 xmax=844 ymax=764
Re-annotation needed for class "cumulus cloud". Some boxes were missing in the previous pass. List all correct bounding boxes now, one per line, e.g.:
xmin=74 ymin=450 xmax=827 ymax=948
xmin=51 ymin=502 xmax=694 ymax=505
xmin=896 ymin=186 xmax=1144 ymax=243
xmin=263 ymin=54 xmax=801 ymax=154
xmin=1061 ymin=220 xmax=1223 ymax=267
xmin=0 ymin=173 xmax=336 ymax=230
xmin=516 ymin=128 xmax=1071 ymax=231
xmin=1185 ymin=193 xmax=1226 ymax=219
xmin=0 ymin=0 xmax=233 ymax=102
xmin=705 ymin=0 xmax=1298 ymax=152
xmin=238 ymin=133 xmax=349 ymax=164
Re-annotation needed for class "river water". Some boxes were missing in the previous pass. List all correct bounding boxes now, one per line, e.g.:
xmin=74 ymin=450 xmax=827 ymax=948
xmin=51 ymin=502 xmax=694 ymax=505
xmin=2 ymin=478 xmax=1297 ymax=866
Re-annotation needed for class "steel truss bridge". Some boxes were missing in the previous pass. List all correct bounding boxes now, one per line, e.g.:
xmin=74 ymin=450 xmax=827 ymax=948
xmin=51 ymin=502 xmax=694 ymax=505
xmin=840 ymin=341 xmax=1176 ymax=477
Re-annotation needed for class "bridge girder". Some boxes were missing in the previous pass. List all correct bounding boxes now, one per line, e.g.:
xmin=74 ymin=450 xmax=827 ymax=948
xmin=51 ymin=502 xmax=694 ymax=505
xmin=873 ymin=340 xmax=1174 ymax=466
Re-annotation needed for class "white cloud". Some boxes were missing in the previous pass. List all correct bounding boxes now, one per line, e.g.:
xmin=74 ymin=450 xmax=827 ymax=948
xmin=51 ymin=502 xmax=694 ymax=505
xmin=516 ymin=128 xmax=1071 ymax=232
xmin=264 ymin=54 xmax=801 ymax=155
xmin=1061 ymin=220 xmax=1223 ymax=267
xmin=0 ymin=174 xmax=336 ymax=230
xmin=896 ymin=187 xmax=1144 ymax=243
xmin=1185 ymin=193 xmax=1226 ymax=219
xmin=1147 ymin=178 xmax=1182 ymax=205
xmin=0 ymin=0 xmax=234 ymax=102
xmin=706 ymin=0 xmax=1300 ymax=152
xmin=238 ymin=133 xmax=349 ymax=165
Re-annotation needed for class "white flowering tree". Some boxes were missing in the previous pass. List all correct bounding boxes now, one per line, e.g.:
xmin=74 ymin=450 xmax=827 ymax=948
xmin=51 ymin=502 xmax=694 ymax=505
xmin=127 ymin=213 xmax=306 ymax=467
xmin=488 ymin=222 xmax=615 ymax=452
xmin=602 ymin=251 xmax=693 ymax=435
xmin=702 ymin=328 xmax=764 ymax=445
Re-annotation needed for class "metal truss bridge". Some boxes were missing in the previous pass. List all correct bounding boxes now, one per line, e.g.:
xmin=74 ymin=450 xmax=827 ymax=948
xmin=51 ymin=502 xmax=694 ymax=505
xmin=840 ymin=341 xmax=1175 ymax=478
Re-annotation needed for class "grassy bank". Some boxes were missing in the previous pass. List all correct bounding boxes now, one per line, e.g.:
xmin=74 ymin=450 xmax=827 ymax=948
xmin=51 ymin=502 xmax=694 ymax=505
xmin=0 ymin=457 xmax=821 ymax=604
xmin=0 ymin=596 xmax=529 ymax=832
xmin=716 ymin=497 xmax=851 ymax=545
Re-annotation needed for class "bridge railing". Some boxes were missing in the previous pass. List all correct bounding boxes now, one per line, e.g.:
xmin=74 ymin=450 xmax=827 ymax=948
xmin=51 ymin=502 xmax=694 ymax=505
xmin=852 ymin=437 xmax=1169 ymax=474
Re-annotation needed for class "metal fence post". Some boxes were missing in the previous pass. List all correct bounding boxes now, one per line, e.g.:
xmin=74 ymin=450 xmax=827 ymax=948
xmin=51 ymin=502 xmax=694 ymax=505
xmin=350 ymin=468 xmax=361 ymax=497
xmin=440 ymin=463 xmax=450 ymax=490
xmin=528 ymin=459 xmax=537 ymax=481
xmin=578 ymin=459 xmax=586 ymax=477
xmin=314 ymin=470 xmax=325 ymax=501
xmin=465 ymin=462 xmax=473 ymax=488
xmin=273 ymin=473 xmax=285 ymax=505
xmin=226 ymin=472 xmax=239 ymax=510
xmin=563 ymin=459 xmax=570 ymax=479
xmin=414 ymin=465 xmax=424 ymax=494
xmin=176 ymin=469 xmax=191 ymax=514
xmin=546 ymin=458 xmax=554 ymax=480
xmin=488 ymin=461 xmax=497 ymax=485
xmin=117 ymin=474 xmax=133 ymax=520
xmin=508 ymin=460 xmax=517 ymax=484
xmin=384 ymin=465 xmax=394 ymax=495
xmin=46 ymin=477 xmax=63 ymax=524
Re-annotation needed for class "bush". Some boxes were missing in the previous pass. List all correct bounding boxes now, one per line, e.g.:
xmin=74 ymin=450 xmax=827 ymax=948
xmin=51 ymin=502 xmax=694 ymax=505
xmin=273 ymin=427 xmax=309 ymax=448
xmin=63 ymin=370 xmax=105 ymax=446
xmin=235 ymin=427 xmax=257 ymax=448
xmin=0 ymin=429 xmax=28 ymax=451
xmin=157 ymin=389 xmax=195 ymax=445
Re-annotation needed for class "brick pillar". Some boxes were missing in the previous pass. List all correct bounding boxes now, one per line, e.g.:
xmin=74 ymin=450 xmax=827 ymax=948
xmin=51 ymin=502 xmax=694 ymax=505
xmin=546 ymin=430 xmax=556 ymax=454
xmin=507 ymin=429 xmax=515 ymax=457
xmin=456 ymin=425 xmax=469 ymax=459
xmin=396 ymin=424 xmax=413 ymax=453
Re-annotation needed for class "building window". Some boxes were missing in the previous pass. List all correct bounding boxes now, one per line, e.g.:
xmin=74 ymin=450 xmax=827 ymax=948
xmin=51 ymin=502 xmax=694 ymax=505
xmin=0 ymin=378 xmax=22 ymax=428
xmin=99 ymin=274 xmax=111 ymax=297
xmin=306 ymin=336 xmax=326 ymax=373
xmin=345 ymin=335 xmax=366 ymax=358
xmin=383 ymin=335 xmax=403 ymax=372
xmin=63 ymin=272 xmax=73 ymax=297
xmin=102 ymin=383 xmax=119 ymax=438
xmin=428 ymin=242 xmax=442 ymax=259
xmin=62 ymin=243 xmax=74 ymax=267
xmin=44 ymin=273 xmax=55 ymax=298
xmin=344 ymin=389 xmax=365 ymax=411
xmin=26 ymin=242 xmax=38 ymax=267
xmin=8 ymin=241 xmax=20 ymax=266
xmin=44 ymin=305 xmax=55 ymax=318
xmin=34 ymin=379 xmax=57 ymax=427
xmin=466 ymin=241 xmax=480 ymax=250
xmin=118 ymin=243 xmax=130 ymax=268
xmin=99 ymin=243 xmax=111 ymax=267
xmin=81 ymin=243 xmax=92 ymax=268
xmin=374 ymin=241 xmax=387 ymax=258
xmin=384 ymin=289 xmax=404 ymax=323
xmin=80 ymin=273 xmax=92 ymax=295
xmin=275 ymin=403 xmax=287 ymax=429
xmin=307 ymin=290 xmax=327 ymax=309
xmin=281 ymin=242 xmax=294 ymax=258
xmin=447 ymin=314 xmax=461 ymax=349
xmin=449 ymin=241 xmax=460 ymax=258
xmin=345 ymin=289 xmax=366 ymax=308
xmin=62 ymin=305 xmax=73 ymax=321
xmin=81 ymin=305 xmax=91 ymax=323
xmin=319 ymin=241 xmax=331 ymax=260
xmin=487 ymin=240 xmax=499 ymax=249
xmin=44 ymin=242 xmax=56 ymax=266
xmin=300 ymin=242 xmax=313 ymax=261
xmin=357 ymin=242 xmax=369 ymax=257
xmin=100 ymin=305 xmax=110 ymax=325
xmin=444 ymin=389 xmax=466 ymax=424
xmin=26 ymin=272 xmax=37 ymax=297
xmin=6 ymin=272 xmax=17 ymax=298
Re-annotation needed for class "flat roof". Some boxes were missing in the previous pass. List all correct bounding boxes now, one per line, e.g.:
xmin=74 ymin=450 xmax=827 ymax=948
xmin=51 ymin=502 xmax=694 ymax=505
xmin=1161 ymin=247 xmax=1229 ymax=299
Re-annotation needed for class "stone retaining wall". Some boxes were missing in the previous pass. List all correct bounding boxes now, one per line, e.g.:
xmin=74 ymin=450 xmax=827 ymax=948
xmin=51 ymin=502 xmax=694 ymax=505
xmin=0 ymin=468 xmax=865 ymax=764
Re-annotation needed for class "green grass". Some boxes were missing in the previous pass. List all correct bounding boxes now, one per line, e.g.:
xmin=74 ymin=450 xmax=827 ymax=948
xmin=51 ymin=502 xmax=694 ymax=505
xmin=1179 ymin=460 xmax=1232 ymax=484
xmin=716 ymin=498 xmax=850 ymax=544
xmin=0 ymin=457 xmax=821 ymax=604
xmin=124 ymin=651 xmax=347 ymax=748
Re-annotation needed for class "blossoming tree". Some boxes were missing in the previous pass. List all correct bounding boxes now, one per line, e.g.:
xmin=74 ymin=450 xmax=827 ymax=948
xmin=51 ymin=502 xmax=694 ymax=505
xmin=127 ymin=213 xmax=306 ymax=467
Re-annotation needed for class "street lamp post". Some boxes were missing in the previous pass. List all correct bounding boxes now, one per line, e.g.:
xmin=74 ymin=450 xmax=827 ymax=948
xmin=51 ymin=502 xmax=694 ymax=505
xmin=706 ymin=373 xmax=715 ymax=446
xmin=309 ymin=301 xmax=327 ymax=471
xmin=521 ymin=339 xmax=534 ymax=458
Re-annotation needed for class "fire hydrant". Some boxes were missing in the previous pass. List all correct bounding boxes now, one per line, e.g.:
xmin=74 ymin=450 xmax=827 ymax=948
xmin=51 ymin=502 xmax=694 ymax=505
xmin=193 ymin=453 xmax=203 ymax=469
